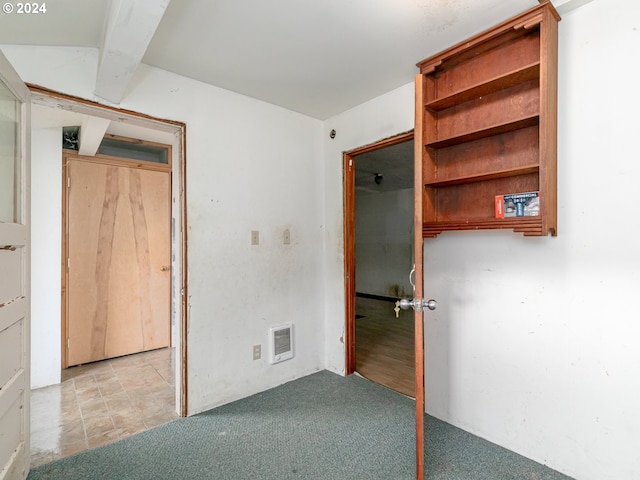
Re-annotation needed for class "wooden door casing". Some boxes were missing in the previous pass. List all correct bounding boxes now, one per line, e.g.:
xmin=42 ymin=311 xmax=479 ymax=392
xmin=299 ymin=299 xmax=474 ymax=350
xmin=66 ymin=157 xmax=170 ymax=366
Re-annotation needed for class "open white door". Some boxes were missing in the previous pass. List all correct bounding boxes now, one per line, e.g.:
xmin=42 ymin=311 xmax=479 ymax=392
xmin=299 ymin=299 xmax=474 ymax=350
xmin=0 ymin=51 xmax=31 ymax=480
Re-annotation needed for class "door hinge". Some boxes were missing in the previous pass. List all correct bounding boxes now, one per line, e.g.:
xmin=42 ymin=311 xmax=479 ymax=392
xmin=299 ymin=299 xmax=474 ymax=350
xmin=67 ymin=177 xmax=70 ymax=188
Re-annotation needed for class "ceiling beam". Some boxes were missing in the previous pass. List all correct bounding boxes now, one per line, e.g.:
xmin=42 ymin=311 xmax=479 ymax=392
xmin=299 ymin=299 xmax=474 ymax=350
xmin=78 ymin=115 xmax=111 ymax=156
xmin=94 ymin=0 xmax=171 ymax=104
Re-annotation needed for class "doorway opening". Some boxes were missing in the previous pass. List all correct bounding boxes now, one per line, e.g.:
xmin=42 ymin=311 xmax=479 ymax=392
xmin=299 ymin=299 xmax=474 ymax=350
xmin=344 ymin=131 xmax=415 ymax=397
xmin=28 ymin=85 xmax=188 ymax=465
xmin=62 ymin=141 xmax=172 ymax=367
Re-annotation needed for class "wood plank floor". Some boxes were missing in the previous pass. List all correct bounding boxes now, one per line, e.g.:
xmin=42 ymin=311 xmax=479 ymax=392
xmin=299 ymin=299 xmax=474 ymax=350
xmin=355 ymin=296 xmax=415 ymax=397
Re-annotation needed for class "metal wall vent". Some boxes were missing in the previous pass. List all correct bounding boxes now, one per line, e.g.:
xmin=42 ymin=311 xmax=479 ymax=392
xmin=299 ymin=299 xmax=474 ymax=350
xmin=268 ymin=324 xmax=293 ymax=364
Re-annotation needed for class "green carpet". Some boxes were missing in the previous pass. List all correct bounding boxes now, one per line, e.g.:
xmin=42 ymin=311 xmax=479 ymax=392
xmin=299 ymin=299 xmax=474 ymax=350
xmin=28 ymin=370 xmax=573 ymax=479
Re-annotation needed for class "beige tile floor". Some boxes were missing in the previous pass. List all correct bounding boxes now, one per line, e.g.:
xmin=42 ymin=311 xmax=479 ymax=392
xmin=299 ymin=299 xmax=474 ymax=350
xmin=30 ymin=347 xmax=178 ymax=469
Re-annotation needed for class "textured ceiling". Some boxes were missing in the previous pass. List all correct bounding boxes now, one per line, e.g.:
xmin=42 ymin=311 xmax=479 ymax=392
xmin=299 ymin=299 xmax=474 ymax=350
xmin=355 ymin=140 xmax=414 ymax=194
xmin=0 ymin=0 xmax=549 ymax=119
xmin=142 ymin=0 xmax=541 ymax=119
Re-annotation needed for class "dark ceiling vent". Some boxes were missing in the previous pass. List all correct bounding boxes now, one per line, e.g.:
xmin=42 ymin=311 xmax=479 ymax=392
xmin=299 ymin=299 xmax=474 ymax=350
xmin=62 ymin=126 xmax=80 ymax=150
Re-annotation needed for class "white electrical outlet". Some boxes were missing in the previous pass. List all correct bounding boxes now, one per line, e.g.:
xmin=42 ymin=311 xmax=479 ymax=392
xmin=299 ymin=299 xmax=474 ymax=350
xmin=252 ymin=344 xmax=261 ymax=360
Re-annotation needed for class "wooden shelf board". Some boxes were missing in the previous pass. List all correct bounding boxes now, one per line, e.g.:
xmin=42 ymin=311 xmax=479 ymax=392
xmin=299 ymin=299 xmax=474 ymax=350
xmin=426 ymin=115 xmax=540 ymax=149
xmin=425 ymin=62 xmax=540 ymax=112
xmin=425 ymin=165 xmax=539 ymax=187
xmin=423 ymin=217 xmax=543 ymax=237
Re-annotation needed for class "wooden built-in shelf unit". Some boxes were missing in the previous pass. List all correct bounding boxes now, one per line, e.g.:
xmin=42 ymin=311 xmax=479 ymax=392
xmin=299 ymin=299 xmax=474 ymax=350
xmin=416 ymin=1 xmax=560 ymax=237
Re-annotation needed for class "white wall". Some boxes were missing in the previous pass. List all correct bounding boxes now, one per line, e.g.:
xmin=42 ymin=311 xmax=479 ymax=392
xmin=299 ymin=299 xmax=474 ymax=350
xmin=3 ymin=46 xmax=326 ymax=414
xmin=323 ymin=84 xmax=415 ymax=374
xmin=355 ymin=188 xmax=413 ymax=298
xmin=325 ymin=1 xmax=640 ymax=479
xmin=30 ymin=128 xmax=61 ymax=389
xmin=121 ymin=67 xmax=326 ymax=411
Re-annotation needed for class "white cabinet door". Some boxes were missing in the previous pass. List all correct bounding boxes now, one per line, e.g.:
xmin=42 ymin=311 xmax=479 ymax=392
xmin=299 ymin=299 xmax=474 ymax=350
xmin=0 ymin=50 xmax=31 ymax=480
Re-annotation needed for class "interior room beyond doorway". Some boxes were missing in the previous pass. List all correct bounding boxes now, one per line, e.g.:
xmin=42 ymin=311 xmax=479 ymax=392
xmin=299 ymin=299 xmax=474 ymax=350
xmin=345 ymin=134 xmax=415 ymax=396
xmin=28 ymin=87 xmax=188 ymax=459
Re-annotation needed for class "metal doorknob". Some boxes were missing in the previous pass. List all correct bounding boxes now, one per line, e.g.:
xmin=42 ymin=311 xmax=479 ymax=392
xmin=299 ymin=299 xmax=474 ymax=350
xmin=160 ymin=266 xmax=170 ymax=271
xmin=401 ymin=298 xmax=437 ymax=311
xmin=394 ymin=298 xmax=438 ymax=318
xmin=398 ymin=298 xmax=414 ymax=310
xmin=423 ymin=299 xmax=438 ymax=311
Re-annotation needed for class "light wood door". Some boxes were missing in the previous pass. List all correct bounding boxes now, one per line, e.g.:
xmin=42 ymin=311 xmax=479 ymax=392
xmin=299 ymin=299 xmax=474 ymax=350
xmin=0 ymin=51 xmax=30 ymax=480
xmin=66 ymin=158 xmax=170 ymax=366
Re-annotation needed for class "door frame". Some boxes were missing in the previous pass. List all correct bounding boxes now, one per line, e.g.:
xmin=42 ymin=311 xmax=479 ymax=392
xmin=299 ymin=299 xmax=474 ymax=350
xmin=343 ymin=130 xmax=414 ymax=374
xmin=27 ymin=84 xmax=189 ymax=417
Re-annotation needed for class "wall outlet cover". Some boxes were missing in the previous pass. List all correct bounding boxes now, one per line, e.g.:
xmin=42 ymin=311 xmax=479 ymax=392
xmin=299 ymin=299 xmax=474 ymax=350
xmin=252 ymin=344 xmax=261 ymax=360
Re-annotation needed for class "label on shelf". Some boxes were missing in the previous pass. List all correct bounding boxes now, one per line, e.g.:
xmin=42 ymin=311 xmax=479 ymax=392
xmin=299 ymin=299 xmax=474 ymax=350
xmin=495 ymin=191 xmax=540 ymax=218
